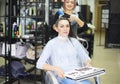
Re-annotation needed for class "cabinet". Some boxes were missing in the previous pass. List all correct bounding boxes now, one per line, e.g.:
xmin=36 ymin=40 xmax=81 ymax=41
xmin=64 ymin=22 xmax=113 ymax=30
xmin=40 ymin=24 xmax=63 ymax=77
xmin=105 ymin=0 xmax=120 ymax=48
xmin=80 ymin=5 xmax=91 ymax=23
xmin=0 ymin=0 xmax=48 ymax=83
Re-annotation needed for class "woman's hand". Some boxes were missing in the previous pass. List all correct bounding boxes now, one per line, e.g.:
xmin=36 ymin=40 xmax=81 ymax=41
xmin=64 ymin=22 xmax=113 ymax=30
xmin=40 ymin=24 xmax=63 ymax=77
xmin=42 ymin=64 xmax=65 ymax=78
xmin=53 ymin=66 xmax=65 ymax=78
xmin=86 ymin=60 xmax=92 ymax=67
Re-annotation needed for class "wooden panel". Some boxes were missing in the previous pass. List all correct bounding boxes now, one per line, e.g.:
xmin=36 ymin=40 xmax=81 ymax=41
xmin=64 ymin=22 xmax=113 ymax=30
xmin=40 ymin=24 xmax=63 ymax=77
xmin=98 ymin=0 xmax=108 ymax=4
xmin=95 ymin=5 xmax=102 ymax=31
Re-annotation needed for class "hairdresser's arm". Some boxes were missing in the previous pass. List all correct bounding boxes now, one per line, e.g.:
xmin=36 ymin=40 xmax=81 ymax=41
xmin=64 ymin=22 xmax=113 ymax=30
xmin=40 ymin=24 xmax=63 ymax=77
xmin=76 ymin=17 xmax=85 ymax=27
xmin=70 ymin=15 xmax=85 ymax=27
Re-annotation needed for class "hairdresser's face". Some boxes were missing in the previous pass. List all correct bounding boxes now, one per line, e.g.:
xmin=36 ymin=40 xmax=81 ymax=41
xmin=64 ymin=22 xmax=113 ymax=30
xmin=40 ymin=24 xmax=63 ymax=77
xmin=56 ymin=20 xmax=70 ymax=37
xmin=64 ymin=0 xmax=75 ymax=11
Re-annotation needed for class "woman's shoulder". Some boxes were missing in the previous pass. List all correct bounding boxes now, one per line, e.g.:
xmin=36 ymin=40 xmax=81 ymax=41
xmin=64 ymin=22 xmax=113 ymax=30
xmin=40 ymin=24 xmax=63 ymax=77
xmin=70 ymin=37 xmax=79 ymax=43
xmin=70 ymin=37 xmax=77 ymax=41
xmin=46 ymin=37 xmax=58 ymax=45
xmin=43 ymin=37 xmax=58 ymax=49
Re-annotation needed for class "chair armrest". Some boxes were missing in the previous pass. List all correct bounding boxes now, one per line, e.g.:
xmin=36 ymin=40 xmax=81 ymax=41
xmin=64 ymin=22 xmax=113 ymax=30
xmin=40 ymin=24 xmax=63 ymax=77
xmin=94 ymin=76 xmax=101 ymax=84
xmin=45 ymin=71 xmax=59 ymax=84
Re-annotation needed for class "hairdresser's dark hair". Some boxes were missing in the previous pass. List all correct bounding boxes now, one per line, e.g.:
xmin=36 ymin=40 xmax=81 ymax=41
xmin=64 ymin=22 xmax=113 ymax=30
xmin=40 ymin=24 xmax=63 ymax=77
xmin=55 ymin=17 xmax=76 ymax=38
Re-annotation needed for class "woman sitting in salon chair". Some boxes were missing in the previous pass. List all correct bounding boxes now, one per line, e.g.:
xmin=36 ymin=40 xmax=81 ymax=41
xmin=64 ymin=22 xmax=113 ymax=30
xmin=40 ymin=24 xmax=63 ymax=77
xmin=36 ymin=17 xmax=92 ymax=84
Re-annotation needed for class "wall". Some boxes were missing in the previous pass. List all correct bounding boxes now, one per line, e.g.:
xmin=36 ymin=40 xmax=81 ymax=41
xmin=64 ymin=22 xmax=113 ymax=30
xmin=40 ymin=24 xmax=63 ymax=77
xmin=87 ymin=0 xmax=95 ymax=24
xmin=77 ymin=0 xmax=95 ymax=24
xmin=0 ymin=1 xmax=5 ymax=22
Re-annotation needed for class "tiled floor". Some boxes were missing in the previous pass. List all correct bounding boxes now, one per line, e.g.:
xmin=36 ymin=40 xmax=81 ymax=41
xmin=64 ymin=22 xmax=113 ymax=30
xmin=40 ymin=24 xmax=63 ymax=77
xmin=0 ymin=31 xmax=120 ymax=84
xmin=92 ymin=31 xmax=120 ymax=84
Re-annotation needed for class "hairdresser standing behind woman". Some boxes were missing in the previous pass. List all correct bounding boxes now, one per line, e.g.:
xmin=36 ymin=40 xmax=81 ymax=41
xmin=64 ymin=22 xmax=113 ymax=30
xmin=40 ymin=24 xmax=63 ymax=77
xmin=52 ymin=0 xmax=88 ymax=37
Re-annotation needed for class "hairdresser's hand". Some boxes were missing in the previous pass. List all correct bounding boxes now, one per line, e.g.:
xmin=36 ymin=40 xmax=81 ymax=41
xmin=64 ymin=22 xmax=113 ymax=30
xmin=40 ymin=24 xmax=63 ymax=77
xmin=69 ymin=14 xmax=84 ymax=27
xmin=53 ymin=66 xmax=65 ymax=78
xmin=69 ymin=14 xmax=78 ymax=22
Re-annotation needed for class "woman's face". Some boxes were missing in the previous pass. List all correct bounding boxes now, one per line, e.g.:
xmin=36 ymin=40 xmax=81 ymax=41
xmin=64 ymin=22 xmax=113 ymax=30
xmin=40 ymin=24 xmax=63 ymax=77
xmin=64 ymin=0 xmax=75 ymax=11
xmin=56 ymin=20 xmax=70 ymax=37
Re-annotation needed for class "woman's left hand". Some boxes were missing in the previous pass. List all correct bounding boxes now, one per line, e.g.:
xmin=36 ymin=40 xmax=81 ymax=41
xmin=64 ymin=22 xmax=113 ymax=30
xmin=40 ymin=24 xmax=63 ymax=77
xmin=86 ymin=60 xmax=92 ymax=67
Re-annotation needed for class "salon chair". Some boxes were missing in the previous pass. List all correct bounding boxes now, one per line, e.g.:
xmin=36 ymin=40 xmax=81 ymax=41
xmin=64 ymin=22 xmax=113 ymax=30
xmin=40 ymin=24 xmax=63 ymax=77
xmin=44 ymin=71 xmax=101 ymax=84
xmin=77 ymin=37 xmax=89 ymax=49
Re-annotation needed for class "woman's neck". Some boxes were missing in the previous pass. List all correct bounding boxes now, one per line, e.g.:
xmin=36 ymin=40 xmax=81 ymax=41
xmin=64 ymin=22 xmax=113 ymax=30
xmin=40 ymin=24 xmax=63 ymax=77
xmin=58 ymin=35 xmax=68 ymax=41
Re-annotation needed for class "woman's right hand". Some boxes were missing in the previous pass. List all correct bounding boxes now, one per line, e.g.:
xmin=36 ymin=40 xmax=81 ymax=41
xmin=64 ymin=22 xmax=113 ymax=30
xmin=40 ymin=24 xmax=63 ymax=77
xmin=53 ymin=66 xmax=65 ymax=78
xmin=42 ymin=64 xmax=65 ymax=78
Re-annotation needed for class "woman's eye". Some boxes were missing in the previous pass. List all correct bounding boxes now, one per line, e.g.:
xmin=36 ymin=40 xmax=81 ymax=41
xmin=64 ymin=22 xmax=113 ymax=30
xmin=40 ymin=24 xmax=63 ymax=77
xmin=66 ymin=25 xmax=70 ymax=28
xmin=60 ymin=25 xmax=64 ymax=28
xmin=71 ymin=2 xmax=74 ymax=4
xmin=59 ymin=25 xmax=69 ymax=28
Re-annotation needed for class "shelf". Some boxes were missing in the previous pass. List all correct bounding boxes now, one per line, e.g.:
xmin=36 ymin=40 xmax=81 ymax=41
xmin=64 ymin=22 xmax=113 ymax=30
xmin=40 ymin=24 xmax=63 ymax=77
xmin=0 ymin=0 xmax=47 ymax=83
